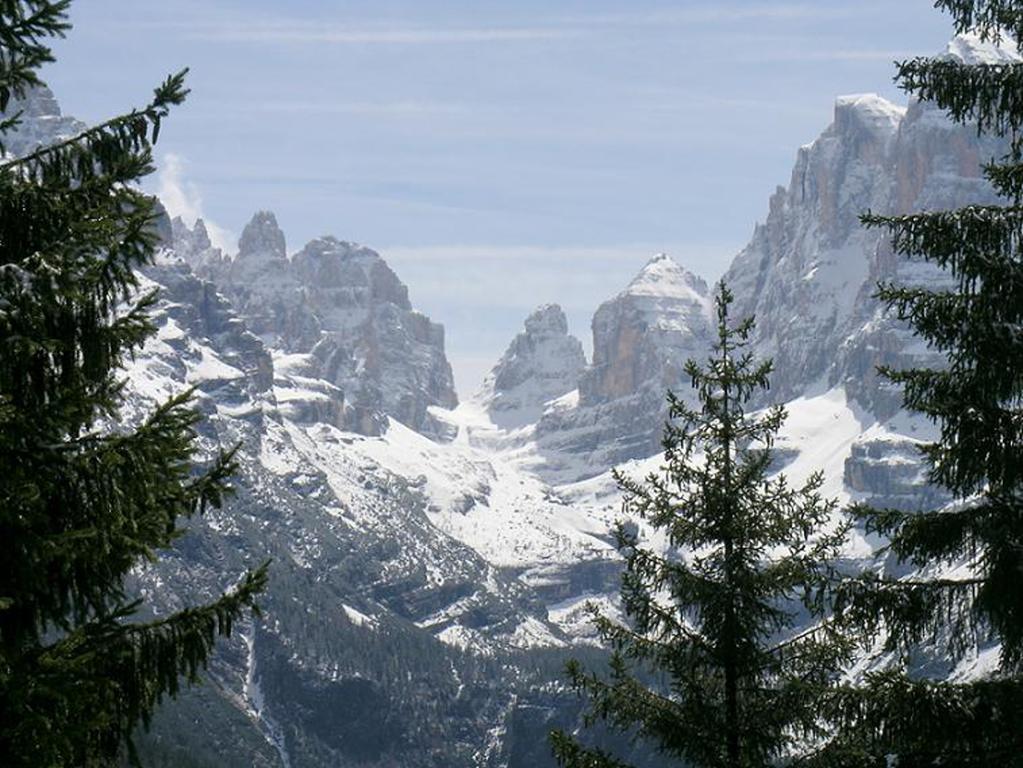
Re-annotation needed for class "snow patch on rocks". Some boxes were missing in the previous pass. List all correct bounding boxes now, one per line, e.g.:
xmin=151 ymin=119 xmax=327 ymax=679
xmin=476 ymin=303 xmax=586 ymax=429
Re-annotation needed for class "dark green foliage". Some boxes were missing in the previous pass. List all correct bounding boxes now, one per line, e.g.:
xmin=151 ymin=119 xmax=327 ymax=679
xmin=0 ymin=0 xmax=70 ymax=145
xmin=0 ymin=3 xmax=266 ymax=765
xmin=123 ymin=675 xmax=282 ymax=768
xmin=935 ymin=0 xmax=1023 ymax=44
xmin=828 ymin=1 xmax=1023 ymax=764
xmin=551 ymin=287 xmax=849 ymax=768
xmin=818 ymin=670 xmax=1023 ymax=766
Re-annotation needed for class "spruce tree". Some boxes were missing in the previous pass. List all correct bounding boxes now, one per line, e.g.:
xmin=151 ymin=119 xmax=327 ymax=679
xmin=0 ymin=3 xmax=267 ymax=765
xmin=825 ymin=1 xmax=1023 ymax=763
xmin=550 ymin=286 xmax=849 ymax=768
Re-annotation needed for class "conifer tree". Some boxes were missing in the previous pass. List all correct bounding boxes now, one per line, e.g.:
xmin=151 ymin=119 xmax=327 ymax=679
xmin=550 ymin=286 xmax=849 ymax=768
xmin=0 ymin=3 xmax=267 ymax=765
xmin=825 ymin=1 xmax=1023 ymax=763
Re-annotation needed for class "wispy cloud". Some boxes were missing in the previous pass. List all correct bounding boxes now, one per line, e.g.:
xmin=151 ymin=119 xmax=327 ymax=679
xmin=754 ymin=49 xmax=912 ymax=63
xmin=381 ymin=243 xmax=738 ymax=310
xmin=108 ymin=3 xmax=874 ymax=52
xmin=243 ymin=100 xmax=472 ymax=117
xmin=189 ymin=23 xmax=580 ymax=45
xmin=383 ymin=244 xmax=669 ymax=264
xmin=156 ymin=153 xmax=236 ymax=253
xmin=555 ymin=4 xmax=863 ymax=26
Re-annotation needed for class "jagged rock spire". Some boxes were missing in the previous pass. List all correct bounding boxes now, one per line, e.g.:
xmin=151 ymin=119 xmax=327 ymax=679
xmin=478 ymin=304 xmax=585 ymax=428
xmin=582 ymin=253 xmax=711 ymax=405
xmin=238 ymin=210 xmax=286 ymax=260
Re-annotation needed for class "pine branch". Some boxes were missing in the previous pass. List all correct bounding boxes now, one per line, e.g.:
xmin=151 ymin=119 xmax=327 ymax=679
xmin=856 ymin=501 xmax=994 ymax=565
xmin=550 ymin=730 xmax=634 ymax=768
xmin=0 ymin=68 xmax=188 ymax=181
xmin=0 ymin=2 xmax=72 ymax=148
xmin=565 ymin=655 xmax=707 ymax=760
xmin=862 ymin=205 xmax=1023 ymax=281
xmin=985 ymin=158 xmax=1023 ymax=201
xmin=1 ymin=388 xmax=238 ymax=643
xmin=934 ymin=0 xmax=1023 ymax=45
xmin=896 ymin=56 xmax=1023 ymax=136
xmin=22 ymin=564 xmax=268 ymax=764
xmin=833 ymin=570 xmax=986 ymax=658
xmin=820 ymin=671 xmax=1023 ymax=765
xmin=591 ymin=601 xmax=714 ymax=668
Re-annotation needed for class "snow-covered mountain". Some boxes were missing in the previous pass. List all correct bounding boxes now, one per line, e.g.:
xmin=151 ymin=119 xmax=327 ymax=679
xmin=522 ymin=253 xmax=713 ymax=481
xmin=180 ymin=210 xmax=459 ymax=440
xmin=0 ymin=84 xmax=84 ymax=158
xmin=475 ymin=304 xmax=585 ymax=429
xmin=125 ymin=253 xmax=592 ymax=767
xmin=7 ymin=32 xmax=1012 ymax=768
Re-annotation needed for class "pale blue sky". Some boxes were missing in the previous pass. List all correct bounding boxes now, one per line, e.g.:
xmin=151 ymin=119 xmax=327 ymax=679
xmin=44 ymin=1 xmax=952 ymax=396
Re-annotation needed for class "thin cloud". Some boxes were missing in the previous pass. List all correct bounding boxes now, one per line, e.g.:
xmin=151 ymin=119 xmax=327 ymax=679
xmin=94 ymin=1 xmax=884 ymax=50
xmin=754 ymin=49 xmax=913 ymax=62
xmin=245 ymin=100 xmax=472 ymax=117
xmin=381 ymin=243 xmax=738 ymax=304
xmin=190 ymin=23 xmax=580 ymax=45
xmin=555 ymin=4 xmax=863 ymax=26
xmin=382 ymin=244 xmax=672 ymax=264
xmin=110 ymin=4 xmax=863 ymax=50
xmin=156 ymin=153 xmax=236 ymax=253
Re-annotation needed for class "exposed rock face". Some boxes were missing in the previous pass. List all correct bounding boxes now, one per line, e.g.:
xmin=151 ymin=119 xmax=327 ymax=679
xmin=270 ymin=352 xmax=346 ymax=429
xmin=0 ymin=85 xmax=85 ymax=158
xmin=171 ymin=216 xmax=212 ymax=255
xmin=836 ymin=37 xmax=1009 ymax=418
xmin=477 ymin=304 xmax=585 ymax=428
xmin=169 ymin=215 xmax=229 ymax=275
xmin=581 ymin=254 xmax=711 ymax=406
xmin=118 ymin=255 xmax=579 ymax=768
xmin=524 ymin=37 xmax=1014 ymax=483
xmin=532 ymin=254 xmax=712 ymax=479
xmin=722 ymin=93 xmax=904 ymax=406
xmin=142 ymin=260 xmax=275 ymax=400
xmin=181 ymin=213 xmax=458 ymax=438
xmin=239 ymin=209 xmax=287 ymax=260
xmin=725 ymin=35 xmax=1013 ymax=418
xmin=533 ymin=387 xmax=671 ymax=479
xmin=844 ymin=434 xmax=950 ymax=511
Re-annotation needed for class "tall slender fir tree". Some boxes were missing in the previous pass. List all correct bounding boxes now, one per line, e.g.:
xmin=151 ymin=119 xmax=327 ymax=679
xmin=550 ymin=286 xmax=850 ymax=768
xmin=825 ymin=1 xmax=1023 ymax=764
xmin=0 ymin=3 xmax=267 ymax=765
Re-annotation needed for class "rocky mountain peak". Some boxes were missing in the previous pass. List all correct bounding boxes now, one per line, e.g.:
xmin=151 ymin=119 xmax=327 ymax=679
xmin=9 ymin=84 xmax=62 ymax=119
xmin=180 ymin=214 xmax=456 ymax=438
xmin=527 ymin=256 xmax=714 ymax=479
xmin=190 ymin=218 xmax=212 ymax=251
xmin=238 ymin=210 xmax=286 ymax=260
xmin=625 ymin=252 xmax=709 ymax=302
xmin=170 ymin=216 xmax=228 ymax=278
xmin=523 ymin=303 xmax=570 ymax=335
xmin=580 ymin=254 xmax=711 ymax=407
xmin=833 ymin=93 xmax=905 ymax=143
xmin=946 ymin=31 xmax=1020 ymax=64
xmin=1 ymin=85 xmax=85 ymax=159
xmin=478 ymin=304 xmax=585 ymax=428
xmin=292 ymin=236 xmax=413 ymax=315
xmin=719 ymin=33 xmax=1012 ymax=415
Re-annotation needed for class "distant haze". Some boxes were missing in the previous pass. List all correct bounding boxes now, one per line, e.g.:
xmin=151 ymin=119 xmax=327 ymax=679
xmin=44 ymin=0 xmax=951 ymax=396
